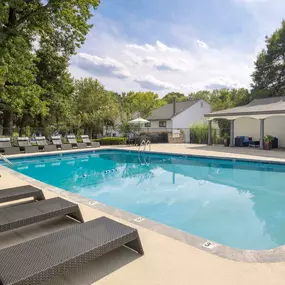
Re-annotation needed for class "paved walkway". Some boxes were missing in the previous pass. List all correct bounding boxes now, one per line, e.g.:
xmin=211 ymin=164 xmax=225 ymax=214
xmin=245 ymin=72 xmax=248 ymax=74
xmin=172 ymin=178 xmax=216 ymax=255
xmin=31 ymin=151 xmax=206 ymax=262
xmin=124 ymin=143 xmax=285 ymax=162
xmin=1 ymin=144 xmax=285 ymax=285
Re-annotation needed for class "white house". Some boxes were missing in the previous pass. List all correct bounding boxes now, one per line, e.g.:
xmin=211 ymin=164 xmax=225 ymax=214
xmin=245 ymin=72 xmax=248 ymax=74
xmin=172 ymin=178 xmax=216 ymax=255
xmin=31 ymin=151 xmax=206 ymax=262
xmin=142 ymin=99 xmax=211 ymax=142
xmin=205 ymin=96 xmax=285 ymax=148
xmin=145 ymin=99 xmax=212 ymax=129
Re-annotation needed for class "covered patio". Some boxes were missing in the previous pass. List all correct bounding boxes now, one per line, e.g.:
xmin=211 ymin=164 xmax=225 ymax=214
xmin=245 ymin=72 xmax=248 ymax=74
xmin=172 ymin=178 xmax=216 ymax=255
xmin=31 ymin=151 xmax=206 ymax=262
xmin=205 ymin=97 xmax=285 ymax=149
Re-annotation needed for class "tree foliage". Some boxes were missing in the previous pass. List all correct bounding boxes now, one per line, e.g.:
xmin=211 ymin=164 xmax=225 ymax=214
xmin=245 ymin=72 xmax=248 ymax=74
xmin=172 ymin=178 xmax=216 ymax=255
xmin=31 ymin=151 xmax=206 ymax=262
xmin=188 ymin=88 xmax=250 ymax=111
xmin=0 ymin=0 xmax=100 ymax=134
xmin=73 ymin=78 xmax=119 ymax=137
xmin=252 ymin=20 xmax=285 ymax=98
xmin=118 ymin=91 xmax=166 ymax=123
xmin=162 ymin=92 xmax=187 ymax=104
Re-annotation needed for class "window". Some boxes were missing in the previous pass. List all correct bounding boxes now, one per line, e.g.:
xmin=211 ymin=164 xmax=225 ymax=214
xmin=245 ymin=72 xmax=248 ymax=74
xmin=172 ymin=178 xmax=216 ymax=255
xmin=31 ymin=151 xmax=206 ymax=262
xmin=159 ymin=121 xmax=167 ymax=127
xmin=145 ymin=122 xmax=151 ymax=127
xmin=200 ymin=101 xmax=204 ymax=108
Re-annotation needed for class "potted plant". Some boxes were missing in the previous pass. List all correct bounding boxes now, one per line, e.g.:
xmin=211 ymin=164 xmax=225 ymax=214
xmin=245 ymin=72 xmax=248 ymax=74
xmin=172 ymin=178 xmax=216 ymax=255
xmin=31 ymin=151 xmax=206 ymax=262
xmin=263 ymin=135 xmax=274 ymax=150
xmin=223 ymin=133 xmax=230 ymax=147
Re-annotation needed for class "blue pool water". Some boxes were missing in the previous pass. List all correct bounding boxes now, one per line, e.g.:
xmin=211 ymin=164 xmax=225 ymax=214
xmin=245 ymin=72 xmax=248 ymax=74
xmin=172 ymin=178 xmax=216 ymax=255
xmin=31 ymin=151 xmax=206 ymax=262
xmin=6 ymin=150 xmax=285 ymax=250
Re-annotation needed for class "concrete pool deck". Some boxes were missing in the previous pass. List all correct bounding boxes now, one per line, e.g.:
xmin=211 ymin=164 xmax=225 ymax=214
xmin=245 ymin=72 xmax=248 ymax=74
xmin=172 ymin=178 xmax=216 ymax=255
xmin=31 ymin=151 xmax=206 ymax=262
xmin=2 ymin=144 xmax=285 ymax=284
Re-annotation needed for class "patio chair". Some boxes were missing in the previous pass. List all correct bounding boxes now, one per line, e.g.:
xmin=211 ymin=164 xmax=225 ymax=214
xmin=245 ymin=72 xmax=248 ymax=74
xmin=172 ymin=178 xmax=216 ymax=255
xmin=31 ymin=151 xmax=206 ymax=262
xmin=17 ymin=137 xmax=39 ymax=153
xmin=0 ymin=185 xmax=45 ymax=204
xmin=0 ymin=197 xmax=83 ymax=233
xmin=35 ymin=136 xmax=57 ymax=152
xmin=235 ymin=136 xmax=252 ymax=147
xmin=66 ymin=134 xmax=78 ymax=149
xmin=0 ymin=138 xmax=20 ymax=155
xmin=80 ymin=135 xmax=100 ymax=148
xmin=0 ymin=216 xmax=144 ymax=285
xmin=51 ymin=136 xmax=72 ymax=150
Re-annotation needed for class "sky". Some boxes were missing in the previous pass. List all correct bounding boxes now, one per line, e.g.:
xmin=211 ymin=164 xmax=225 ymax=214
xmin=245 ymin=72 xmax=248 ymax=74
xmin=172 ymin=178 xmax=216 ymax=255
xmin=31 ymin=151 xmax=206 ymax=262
xmin=69 ymin=0 xmax=285 ymax=96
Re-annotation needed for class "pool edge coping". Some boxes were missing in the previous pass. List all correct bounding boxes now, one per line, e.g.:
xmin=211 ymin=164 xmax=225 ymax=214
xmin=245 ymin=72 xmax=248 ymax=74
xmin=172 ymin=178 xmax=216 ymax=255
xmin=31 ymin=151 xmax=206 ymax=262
xmin=2 ymin=147 xmax=285 ymax=263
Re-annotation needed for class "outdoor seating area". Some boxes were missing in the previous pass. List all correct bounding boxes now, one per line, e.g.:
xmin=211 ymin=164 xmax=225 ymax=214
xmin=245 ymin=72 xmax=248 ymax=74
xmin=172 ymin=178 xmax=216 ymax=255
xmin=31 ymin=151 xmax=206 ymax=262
xmin=0 ymin=135 xmax=100 ymax=155
xmin=235 ymin=136 xmax=252 ymax=147
xmin=0 ymin=185 xmax=144 ymax=285
xmin=235 ymin=136 xmax=279 ymax=150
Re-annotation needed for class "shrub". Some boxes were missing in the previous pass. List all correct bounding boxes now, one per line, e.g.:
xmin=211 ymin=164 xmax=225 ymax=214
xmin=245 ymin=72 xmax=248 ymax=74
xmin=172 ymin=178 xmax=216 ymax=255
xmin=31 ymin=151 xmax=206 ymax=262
xmin=93 ymin=137 xmax=126 ymax=145
xmin=190 ymin=122 xmax=219 ymax=144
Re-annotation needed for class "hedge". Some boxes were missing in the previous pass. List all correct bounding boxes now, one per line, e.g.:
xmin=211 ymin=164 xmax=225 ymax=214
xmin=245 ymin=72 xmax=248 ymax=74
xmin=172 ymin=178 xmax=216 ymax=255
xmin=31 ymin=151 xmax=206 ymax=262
xmin=93 ymin=137 xmax=126 ymax=145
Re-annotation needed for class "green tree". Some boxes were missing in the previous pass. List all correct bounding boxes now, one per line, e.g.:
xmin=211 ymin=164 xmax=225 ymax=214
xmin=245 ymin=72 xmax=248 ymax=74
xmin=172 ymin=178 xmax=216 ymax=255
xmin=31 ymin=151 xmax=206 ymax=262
xmin=119 ymin=91 xmax=166 ymax=121
xmin=0 ymin=0 xmax=99 ymax=135
xmin=162 ymin=92 xmax=187 ymax=104
xmin=74 ymin=78 xmax=119 ymax=138
xmin=188 ymin=88 xmax=249 ymax=111
xmin=252 ymin=20 xmax=285 ymax=98
xmin=188 ymin=90 xmax=211 ymax=102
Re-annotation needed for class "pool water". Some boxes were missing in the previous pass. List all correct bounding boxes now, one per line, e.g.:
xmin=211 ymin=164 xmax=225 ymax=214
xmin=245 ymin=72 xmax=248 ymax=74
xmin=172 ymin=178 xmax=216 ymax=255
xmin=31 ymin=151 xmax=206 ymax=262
xmin=7 ymin=150 xmax=285 ymax=250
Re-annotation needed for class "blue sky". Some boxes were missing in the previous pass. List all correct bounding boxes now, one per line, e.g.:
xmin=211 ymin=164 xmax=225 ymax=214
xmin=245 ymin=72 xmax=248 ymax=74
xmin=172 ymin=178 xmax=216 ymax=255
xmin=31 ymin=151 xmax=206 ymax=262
xmin=70 ymin=0 xmax=285 ymax=95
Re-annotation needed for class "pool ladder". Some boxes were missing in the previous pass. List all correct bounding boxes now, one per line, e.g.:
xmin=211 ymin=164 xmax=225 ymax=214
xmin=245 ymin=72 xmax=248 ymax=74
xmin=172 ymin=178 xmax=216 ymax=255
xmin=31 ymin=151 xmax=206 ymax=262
xmin=138 ymin=140 xmax=151 ymax=152
xmin=0 ymin=154 xmax=13 ymax=165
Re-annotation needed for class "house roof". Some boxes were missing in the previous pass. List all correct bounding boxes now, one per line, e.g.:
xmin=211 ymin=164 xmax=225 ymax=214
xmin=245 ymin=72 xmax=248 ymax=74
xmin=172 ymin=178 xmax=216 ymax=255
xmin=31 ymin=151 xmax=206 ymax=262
xmin=147 ymin=100 xmax=199 ymax=120
xmin=205 ymin=96 xmax=285 ymax=119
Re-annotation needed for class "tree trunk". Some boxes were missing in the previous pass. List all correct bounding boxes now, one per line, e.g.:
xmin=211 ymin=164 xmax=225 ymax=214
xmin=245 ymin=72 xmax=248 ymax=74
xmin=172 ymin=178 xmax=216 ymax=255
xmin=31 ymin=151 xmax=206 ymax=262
xmin=3 ymin=110 xmax=13 ymax=136
xmin=19 ymin=113 xmax=28 ymax=136
xmin=88 ymin=127 xmax=92 ymax=139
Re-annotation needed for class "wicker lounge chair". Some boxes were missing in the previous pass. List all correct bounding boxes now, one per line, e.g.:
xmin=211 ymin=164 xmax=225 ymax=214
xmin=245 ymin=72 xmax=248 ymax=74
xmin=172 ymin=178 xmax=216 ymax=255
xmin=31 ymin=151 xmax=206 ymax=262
xmin=81 ymin=135 xmax=100 ymax=148
xmin=0 ymin=216 xmax=144 ymax=285
xmin=51 ymin=136 xmax=72 ymax=150
xmin=35 ymin=136 xmax=57 ymax=152
xmin=67 ymin=134 xmax=78 ymax=149
xmin=0 ymin=185 xmax=45 ymax=204
xmin=0 ymin=197 xmax=83 ymax=233
xmin=0 ymin=138 xmax=20 ymax=155
xmin=17 ymin=137 xmax=39 ymax=153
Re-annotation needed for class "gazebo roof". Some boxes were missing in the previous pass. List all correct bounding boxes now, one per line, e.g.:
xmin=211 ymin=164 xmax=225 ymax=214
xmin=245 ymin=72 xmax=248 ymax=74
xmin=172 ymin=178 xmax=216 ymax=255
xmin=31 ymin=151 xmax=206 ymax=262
xmin=205 ymin=96 xmax=285 ymax=120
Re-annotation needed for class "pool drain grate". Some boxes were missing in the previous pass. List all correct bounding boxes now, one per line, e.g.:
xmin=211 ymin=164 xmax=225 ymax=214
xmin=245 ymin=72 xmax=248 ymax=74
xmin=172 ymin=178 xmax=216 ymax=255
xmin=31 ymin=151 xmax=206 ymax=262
xmin=203 ymin=241 xmax=216 ymax=249
xmin=133 ymin=217 xmax=145 ymax=223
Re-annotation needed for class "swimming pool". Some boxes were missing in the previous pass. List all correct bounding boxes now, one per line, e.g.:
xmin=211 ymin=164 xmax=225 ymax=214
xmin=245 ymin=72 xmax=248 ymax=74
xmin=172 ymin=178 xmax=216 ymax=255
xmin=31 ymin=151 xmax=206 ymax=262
xmin=5 ymin=149 xmax=285 ymax=250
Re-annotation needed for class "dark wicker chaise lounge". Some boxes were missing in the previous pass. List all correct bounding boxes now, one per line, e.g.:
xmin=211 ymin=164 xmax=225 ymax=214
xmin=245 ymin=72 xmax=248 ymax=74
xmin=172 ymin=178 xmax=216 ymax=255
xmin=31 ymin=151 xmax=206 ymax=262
xmin=17 ymin=137 xmax=39 ymax=153
xmin=0 ymin=197 xmax=83 ymax=233
xmin=0 ymin=185 xmax=45 ymax=204
xmin=0 ymin=216 xmax=144 ymax=285
xmin=81 ymin=135 xmax=100 ymax=148
xmin=67 ymin=134 xmax=79 ymax=149
xmin=35 ymin=136 xmax=57 ymax=152
xmin=51 ymin=136 xmax=72 ymax=150
xmin=0 ymin=138 xmax=20 ymax=155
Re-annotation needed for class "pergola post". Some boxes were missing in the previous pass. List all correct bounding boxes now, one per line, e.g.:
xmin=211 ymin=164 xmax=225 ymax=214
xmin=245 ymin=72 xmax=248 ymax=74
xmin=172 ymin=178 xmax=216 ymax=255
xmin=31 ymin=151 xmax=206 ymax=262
xmin=208 ymin=120 xmax=212 ymax=145
xmin=230 ymin=120 xmax=235 ymax=147
xmin=260 ymin=119 xmax=265 ymax=149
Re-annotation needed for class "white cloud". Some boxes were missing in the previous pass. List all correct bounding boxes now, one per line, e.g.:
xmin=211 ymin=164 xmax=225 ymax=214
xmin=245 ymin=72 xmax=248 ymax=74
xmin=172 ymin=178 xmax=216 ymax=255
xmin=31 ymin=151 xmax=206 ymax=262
xmin=70 ymin=4 xmax=285 ymax=96
xmin=126 ymin=43 xmax=155 ymax=52
xmin=127 ymin=40 xmax=181 ymax=53
xmin=142 ymin=56 xmax=186 ymax=71
xmin=196 ymin=40 xmax=209 ymax=49
xmin=72 ymin=53 xmax=130 ymax=79
xmin=204 ymin=77 xmax=242 ymax=90
xmin=134 ymin=75 xmax=176 ymax=91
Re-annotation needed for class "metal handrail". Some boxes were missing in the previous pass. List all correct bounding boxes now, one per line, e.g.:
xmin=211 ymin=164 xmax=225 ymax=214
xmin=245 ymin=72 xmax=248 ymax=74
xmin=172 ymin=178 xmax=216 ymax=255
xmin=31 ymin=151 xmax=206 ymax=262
xmin=138 ymin=140 xmax=146 ymax=152
xmin=144 ymin=140 xmax=151 ymax=152
xmin=0 ymin=154 xmax=13 ymax=165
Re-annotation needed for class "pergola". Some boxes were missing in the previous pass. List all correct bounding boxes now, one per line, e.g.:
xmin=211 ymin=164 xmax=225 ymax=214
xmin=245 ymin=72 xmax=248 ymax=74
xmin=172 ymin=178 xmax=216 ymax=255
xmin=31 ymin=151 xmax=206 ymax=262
xmin=205 ymin=98 xmax=285 ymax=149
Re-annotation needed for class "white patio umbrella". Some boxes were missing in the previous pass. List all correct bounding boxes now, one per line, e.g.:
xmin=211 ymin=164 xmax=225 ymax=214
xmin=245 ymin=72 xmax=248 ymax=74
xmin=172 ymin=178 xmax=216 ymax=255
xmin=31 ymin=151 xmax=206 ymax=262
xmin=128 ymin=117 xmax=150 ymax=124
